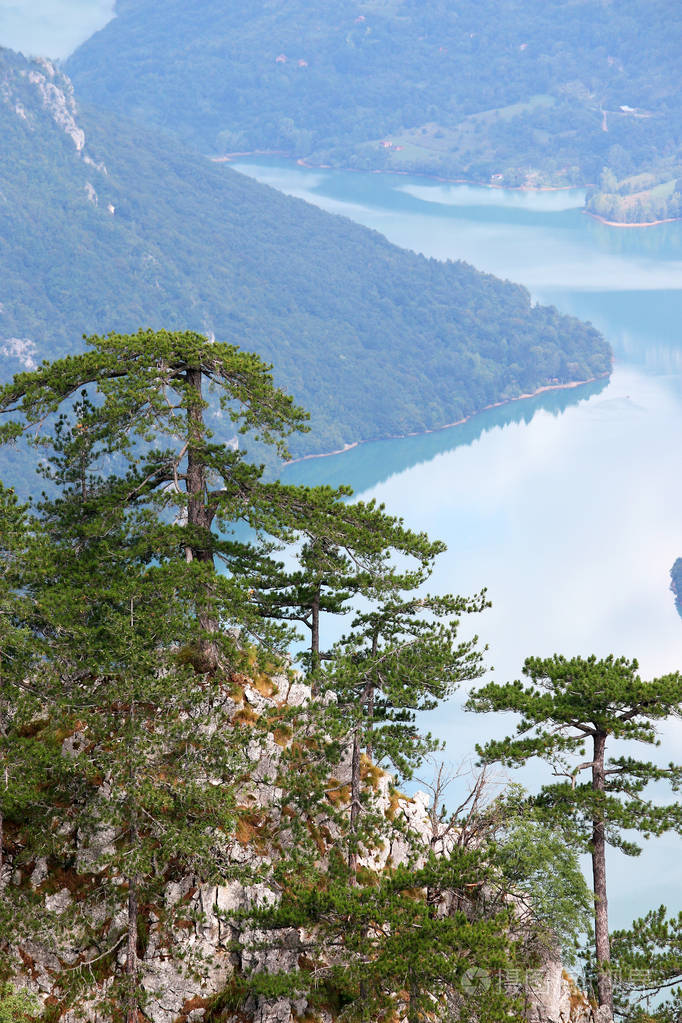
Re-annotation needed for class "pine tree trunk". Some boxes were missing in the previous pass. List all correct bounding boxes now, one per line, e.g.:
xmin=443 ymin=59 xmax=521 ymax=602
xmin=591 ymin=730 xmax=612 ymax=1014
xmin=310 ymin=587 xmax=321 ymax=688
xmin=348 ymin=728 xmax=361 ymax=881
xmin=126 ymin=875 xmax=138 ymax=1023
xmin=126 ymin=698 xmax=139 ymax=1023
xmin=365 ymin=629 xmax=378 ymax=760
xmin=365 ymin=684 xmax=374 ymax=761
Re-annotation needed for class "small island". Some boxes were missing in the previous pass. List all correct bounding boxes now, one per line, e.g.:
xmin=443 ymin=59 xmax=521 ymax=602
xmin=671 ymin=558 xmax=682 ymax=618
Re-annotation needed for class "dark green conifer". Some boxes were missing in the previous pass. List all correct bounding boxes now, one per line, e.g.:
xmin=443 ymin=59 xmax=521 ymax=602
xmin=467 ymin=654 xmax=682 ymax=1015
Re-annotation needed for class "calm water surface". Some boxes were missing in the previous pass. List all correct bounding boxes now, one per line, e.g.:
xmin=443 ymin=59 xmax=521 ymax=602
xmin=233 ymin=157 xmax=682 ymax=928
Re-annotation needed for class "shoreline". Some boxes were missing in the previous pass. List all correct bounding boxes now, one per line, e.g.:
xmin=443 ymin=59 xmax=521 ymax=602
xmin=295 ymin=157 xmax=583 ymax=194
xmin=214 ymin=149 xmax=582 ymax=195
xmin=282 ymin=374 xmax=608 ymax=467
xmin=214 ymin=151 xmax=681 ymax=229
xmin=585 ymin=210 xmax=681 ymax=229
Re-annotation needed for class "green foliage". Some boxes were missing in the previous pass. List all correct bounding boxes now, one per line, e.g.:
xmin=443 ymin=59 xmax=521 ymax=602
xmin=0 ymin=985 xmax=39 ymax=1023
xmin=610 ymin=906 xmax=682 ymax=1021
xmin=67 ymin=0 xmax=682 ymax=200
xmin=587 ymin=170 xmax=682 ymax=224
xmin=0 ymin=48 xmax=611 ymax=492
xmin=467 ymin=654 xmax=682 ymax=853
xmin=246 ymin=849 xmax=520 ymax=1023
xmin=486 ymin=794 xmax=592 ymax=966
xmin=0 ymin=331 xmax=511 ymax=1018
xmin=328 ymin=591 xmax=488 ymax=780
xmin=467 ymin=654 xmax=682 ymax=1011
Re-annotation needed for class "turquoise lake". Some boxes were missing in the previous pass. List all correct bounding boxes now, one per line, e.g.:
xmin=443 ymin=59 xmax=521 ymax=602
xmin=232 ymin=157 xmax=682 ymax=928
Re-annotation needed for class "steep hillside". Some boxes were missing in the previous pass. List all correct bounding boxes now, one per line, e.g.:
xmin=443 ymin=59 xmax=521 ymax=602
xmin=66 ymin=0 xmax=682 ymax=216
xmin=0 ymin=48 xmax=609 ymax=468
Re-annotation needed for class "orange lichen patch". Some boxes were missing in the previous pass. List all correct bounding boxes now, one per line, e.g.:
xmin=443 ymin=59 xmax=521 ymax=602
xmin=233 ymin=705 xmax=259 ymax=727
xmin=18 ymin=948 xmax=40 ymax=981
xmin=273 ymin=724 xmax=293 ymax=747
xmin=40 ymin=863 xmax=98 ymax=899
xmin=235 ymin=817 xmax=256 ymax=844
xmin=254 ymin=673 xmax=278 ymax=697
xmin=235 ymin=808 xmax=267 ymax=847
xmin=17 ymin=716 xmax=50 ymax=738
xmin=360 ymin=754 xmax=384 ymax=791
xmin=387 ymin=788 xmax=402 ymax=820
xmin=179 ymin=995 xmax=212 ymax=1018
xmin=356 ymin=866 xmax=381 ymax=887
xmin=562 ymin=971 xmax=592 ymax=1014
xmin=325 ymin=779 xmax=350 ymax=807
xmin=55 ymin=719 xmax=87 ymax=742
xmin=306 ymin=821 xmax=327 ymax=855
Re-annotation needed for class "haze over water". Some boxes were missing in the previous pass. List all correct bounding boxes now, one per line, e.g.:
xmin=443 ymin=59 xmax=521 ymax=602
xmin=234 ymin=157 xmax=682 ymax=926
xmin=0 ymin=0 xmax=114 ymax=60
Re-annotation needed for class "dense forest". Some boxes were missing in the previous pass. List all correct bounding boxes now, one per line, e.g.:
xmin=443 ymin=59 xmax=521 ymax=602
xmin=66 ymin=0 xmax=682 ymax=221
xmin=0 ymin=46 xmax=610 ymax=486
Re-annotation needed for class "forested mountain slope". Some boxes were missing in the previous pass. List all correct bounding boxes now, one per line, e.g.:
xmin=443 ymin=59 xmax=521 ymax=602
xmin=0 ymin=48 xmax=609 ymax=468
xmin=67 ymin=0 xmax=682 ymax=220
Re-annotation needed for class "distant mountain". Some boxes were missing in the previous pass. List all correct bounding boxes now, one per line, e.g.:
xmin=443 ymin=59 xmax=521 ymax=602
xmin=66 ymin=0 xmax=682 ymax=220
xmin=0 ymin=47 xmax=609 ymax=483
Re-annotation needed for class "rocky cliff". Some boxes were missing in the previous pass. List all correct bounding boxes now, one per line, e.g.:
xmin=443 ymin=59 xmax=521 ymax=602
xmin=2 ymin=666 xmax=607 ymax=1023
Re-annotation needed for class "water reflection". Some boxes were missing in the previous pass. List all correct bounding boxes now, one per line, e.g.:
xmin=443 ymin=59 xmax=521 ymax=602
xmin=234 ymin=158 xmax=682 ymax=290
xmin=282 ymin=377 xmax=608 ymax=492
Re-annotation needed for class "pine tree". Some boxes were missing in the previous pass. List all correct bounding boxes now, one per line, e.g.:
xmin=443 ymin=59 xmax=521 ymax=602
xmin=0 ymin=483 xmax=40 ymax=938
xmin=610 ymin=905 xmax=682 ymax=1020
xmin=0 ymin=329 xmax=309 ymax=668
xmin=327 ymin=591 xmax=488 ymax=877
xmin=0 ymin=406 xmax=263 ymax=1017
xmin=466 ymin=654 xmax=682 ymax=1015
xmin=249 ymin=487 xmax=443 ymax=682
xmin=251 ymin=846 xmax=520 ymax=1023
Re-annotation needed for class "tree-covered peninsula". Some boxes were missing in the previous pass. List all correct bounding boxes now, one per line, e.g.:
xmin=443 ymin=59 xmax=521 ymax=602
xmin=0 ymin=48 xmax=610 ymax=476
xmin=67 ymin=0 xmax=682 ymax=223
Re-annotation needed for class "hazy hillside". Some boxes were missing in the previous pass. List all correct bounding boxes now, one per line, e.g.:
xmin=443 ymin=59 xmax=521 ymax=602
xmin=67 ymin=0 xmax=682 ymax=217
xmin=0 ymin=47 xmax=609 ymax=478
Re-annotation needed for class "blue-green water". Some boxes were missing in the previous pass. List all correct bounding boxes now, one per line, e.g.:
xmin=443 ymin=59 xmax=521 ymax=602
xmin=233 ymin=157 xmax=682 ymax=928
